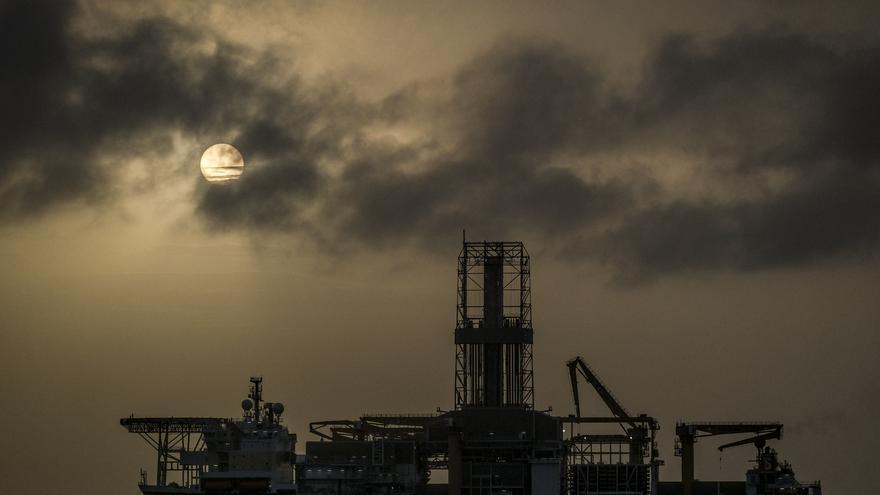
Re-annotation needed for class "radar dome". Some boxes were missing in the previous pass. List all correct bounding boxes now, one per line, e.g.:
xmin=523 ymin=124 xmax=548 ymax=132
xmin=241 ymin=399 xmax=254 ymax=411
xmin=272 ymin=402 xmax=284 ymax=415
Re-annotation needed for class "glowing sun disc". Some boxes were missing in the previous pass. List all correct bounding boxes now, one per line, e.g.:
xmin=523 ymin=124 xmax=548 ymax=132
xmin=200 ymin=143 xmax=244 ymax=183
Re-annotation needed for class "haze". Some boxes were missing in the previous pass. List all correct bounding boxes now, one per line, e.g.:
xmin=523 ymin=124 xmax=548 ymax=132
xmin=0 ymin=1 xmax=878 ymax=494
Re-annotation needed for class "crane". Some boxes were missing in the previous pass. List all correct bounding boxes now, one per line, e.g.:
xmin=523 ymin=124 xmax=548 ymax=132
xmin=675 ymin=421 xmax=783 ymax=495
xmin=564 ymin=356 xmax=661 ymax=494
xmin=567 ymin=356 xmax=635 ymax=432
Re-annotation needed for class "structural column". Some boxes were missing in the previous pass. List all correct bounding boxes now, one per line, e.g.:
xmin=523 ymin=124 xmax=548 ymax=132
xmin=483 ymin=255 xmax=503 ymax=406
xmin=680 ymin=433 xmax=695 ymax=495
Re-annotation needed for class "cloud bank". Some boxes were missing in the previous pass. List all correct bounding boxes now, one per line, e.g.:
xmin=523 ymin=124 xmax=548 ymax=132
xmin=3 ymin=0 xmax=877 ymax=279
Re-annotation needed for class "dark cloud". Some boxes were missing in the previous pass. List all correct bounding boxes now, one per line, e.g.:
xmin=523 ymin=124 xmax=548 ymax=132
xmin=590 ymin=169 xmax=880 ymax=282
xmin=595 ymin=30 xmax=880 ymax=279
xmin=0 ymin=0 xmax=329 ymax=223
xmin=0 ymin=0 xmax=98 ymax=216
xmin=322 ymin=31 xmax=879 ymax=277
xmin=328 ymin=157 xmax=632 ymax=251
xmin=634 ymin=30 xmax=880 ymax=172
xmin=323 ymin=41 xmax=634 ymax=250
xmin=194 ymin=38 xmax=636 ymax=252
xmin=197 ymin=157 xmax=321 ymax=232
xmin=450 ymin=40 xmax=625 ymax=161
xmin=4 ymin=0 xmax=877 ymax=279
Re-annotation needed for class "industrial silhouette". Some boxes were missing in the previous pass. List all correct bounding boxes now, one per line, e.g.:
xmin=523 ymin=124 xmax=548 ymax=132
xmin=120 ymin=239 xmax=822 ymax=495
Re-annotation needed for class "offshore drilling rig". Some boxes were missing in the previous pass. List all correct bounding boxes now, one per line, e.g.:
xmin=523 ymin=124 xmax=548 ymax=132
xmin=120 ymin=239 xmax=822 ymax=495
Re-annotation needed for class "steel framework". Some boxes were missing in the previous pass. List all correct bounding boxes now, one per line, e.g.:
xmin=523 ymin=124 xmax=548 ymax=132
xmin=561 ymin=355 xmax=661 ymax=495
xmin=454 ymin=240 xmax=534 ymax=409
xmin=120 ymin=416 xmax=225 ymax=488
xmin=309 ymin=413 xmax=439 ymax=441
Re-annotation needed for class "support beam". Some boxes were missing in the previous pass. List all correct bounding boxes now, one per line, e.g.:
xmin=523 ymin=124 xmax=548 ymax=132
xmin=680 ymin=433 xmax=695 ymax=495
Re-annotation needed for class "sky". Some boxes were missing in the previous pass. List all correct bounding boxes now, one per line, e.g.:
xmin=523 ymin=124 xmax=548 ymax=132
xmin=0 ymin=0 xmax=878 ymax=493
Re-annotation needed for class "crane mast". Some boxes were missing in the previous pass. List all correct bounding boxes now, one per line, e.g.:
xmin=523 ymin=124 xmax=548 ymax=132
xmin=567 ymin=356 xmax=634 ymax=431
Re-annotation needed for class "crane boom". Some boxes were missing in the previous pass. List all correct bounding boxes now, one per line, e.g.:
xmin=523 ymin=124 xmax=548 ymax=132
xmin=568 ymin=361 xmax=582 ymax=418
xmin=567 ymin=356 xmax=633 ymax=429
xmin=676 ymin=422 xmax=783 ymax=495
xmin=717 ymin=430 xmax=783 ymax=452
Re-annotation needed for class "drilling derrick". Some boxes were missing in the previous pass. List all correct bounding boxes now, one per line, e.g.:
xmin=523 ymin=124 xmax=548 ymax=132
xmin=455 ymin=240 xmax=534 ymax=409
xmin=444 ymin=239 xmax=561 ymax=495
xmin=118 ymin=236 xmax=825 ymax=495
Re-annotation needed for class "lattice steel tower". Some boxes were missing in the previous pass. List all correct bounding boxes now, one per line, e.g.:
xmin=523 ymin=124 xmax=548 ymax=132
xmin=454 ymin=239 xmax=534 ymax=409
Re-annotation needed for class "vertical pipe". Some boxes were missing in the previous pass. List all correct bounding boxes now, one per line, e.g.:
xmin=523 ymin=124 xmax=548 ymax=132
xmin=484 ymin=255 xmax=504 ymax=327
xmin=514 ymin=343 xmax=522 ymax=404
xmin=651 ymin=427 xmax=659 ymax=495
xmin=156 ymin=431 xmax=163 ymax=486
xmin=457 ymin=241 xmax=468 ymax=409
xmin=483 ymin=255 xmax=503 ymax=406
xmin=467 ymin=345 xmax=472 ymax=405
xmin=460 ymin=245 xmax=468 ymax=326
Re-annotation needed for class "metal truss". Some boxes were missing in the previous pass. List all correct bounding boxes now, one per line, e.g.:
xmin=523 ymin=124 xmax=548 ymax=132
xmin=309 ymin=414 xmax=439 ymax=441
xmin=456 ymin=241 xmax=532 ymax=330
xmin=455 ymin=240 xmax=534 ymax=409
xmin=120 ymin=416 xmax=225 ymax=488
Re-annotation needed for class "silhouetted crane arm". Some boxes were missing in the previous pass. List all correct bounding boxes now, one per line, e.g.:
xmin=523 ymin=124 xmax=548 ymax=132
xmin=717 ymin=429 xmax=783 ymax=452
xmin=567 ymin=356 xmax=633 ymax=428
xmin=568 ymin=360 xmax=582 ymax=418
xmin=676 ymin=421 xmax=783 ymax=495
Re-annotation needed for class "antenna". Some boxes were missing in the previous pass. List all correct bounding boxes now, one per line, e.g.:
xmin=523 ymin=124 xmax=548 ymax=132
xmin=249 ymin=376 xmax=263 ymax=422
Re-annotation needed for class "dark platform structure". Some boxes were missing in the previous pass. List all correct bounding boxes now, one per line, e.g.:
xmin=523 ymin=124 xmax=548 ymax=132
xmin=299 ymin=240 xmax=658 ymax=495
xmin=120 ymin=416 xmax=225 ymax=488
xmin=300 ymin=241 xmax=564 ymax=495
xmin=121 ymin=237 xmax=823 ymax=495
xmin=446 ymin=241 xmax=561 ymax=494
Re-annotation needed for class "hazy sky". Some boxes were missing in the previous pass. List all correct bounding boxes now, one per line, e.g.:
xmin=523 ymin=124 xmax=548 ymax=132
xmin=0 ymin=1 xmax=878 ymax=494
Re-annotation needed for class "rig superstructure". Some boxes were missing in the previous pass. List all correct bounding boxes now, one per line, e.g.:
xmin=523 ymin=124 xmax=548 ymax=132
xmin=122 ymin=376 xmax=296 ymax=494
xmin=121 ymin=238 xmax=822 ymax=495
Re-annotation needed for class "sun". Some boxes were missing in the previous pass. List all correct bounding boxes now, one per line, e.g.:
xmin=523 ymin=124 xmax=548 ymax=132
xmin=200 ymin=143 xmax=244 ymax=183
